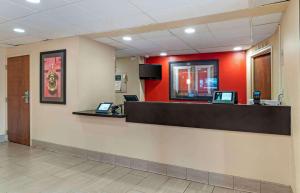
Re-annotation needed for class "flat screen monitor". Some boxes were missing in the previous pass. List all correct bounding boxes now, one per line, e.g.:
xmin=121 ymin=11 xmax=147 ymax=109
xmin=96 ymin=102 xmax=113 ymax=113
xmin=124 ymin=95 xmax=139 ymax=102
xmin=139 ymin=64 xmax=162 ymax=80
xmin=212 ymin=91 xmax=238 ymax=104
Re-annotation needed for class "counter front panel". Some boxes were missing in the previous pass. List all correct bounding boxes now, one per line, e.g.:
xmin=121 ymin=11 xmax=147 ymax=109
xmin=125 ymin=102 xmax=291 ymax=135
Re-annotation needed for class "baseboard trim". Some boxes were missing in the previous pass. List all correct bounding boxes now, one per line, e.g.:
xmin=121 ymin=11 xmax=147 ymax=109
xmin=0 ymin=134 xmax=7 ymax=143
xmin=31 ymin=139 xmax=292 ymax=193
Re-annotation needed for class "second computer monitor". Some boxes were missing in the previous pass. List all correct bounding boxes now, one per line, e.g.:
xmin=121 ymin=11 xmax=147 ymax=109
xmin=124 ymin=95 xmax=139 ymax=102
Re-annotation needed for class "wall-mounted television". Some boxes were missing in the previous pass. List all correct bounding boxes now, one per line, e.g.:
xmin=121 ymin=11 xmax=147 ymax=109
xmin=139 ymin=64 xmax=162 ymax=80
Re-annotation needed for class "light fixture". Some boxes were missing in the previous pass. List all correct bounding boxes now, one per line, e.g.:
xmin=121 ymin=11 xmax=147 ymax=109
xmin=160 ymin=52 xmax=167 ymax=56
xmin=233 ymin=46 xmax=242 ymax=51
xmin=184 ymin=28 xmax=196 ymax=34
xmin=186 ymin=79 xmax=191 ymax=85
xmin=13 ymin=28 xmax=25 ymax=33
xmin=122 ymin=36 xmax=132 ymax=41
xmin=26 ymin=0 xmax=40 ymax=3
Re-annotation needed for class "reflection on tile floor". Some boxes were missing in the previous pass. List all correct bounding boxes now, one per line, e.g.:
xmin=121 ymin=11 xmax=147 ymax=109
xmin=0 ymin=142 xmax=266 ymax=193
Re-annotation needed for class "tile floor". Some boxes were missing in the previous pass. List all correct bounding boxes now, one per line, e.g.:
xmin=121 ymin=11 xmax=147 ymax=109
xmin=0 ymin=142 xmax=261 ymax=193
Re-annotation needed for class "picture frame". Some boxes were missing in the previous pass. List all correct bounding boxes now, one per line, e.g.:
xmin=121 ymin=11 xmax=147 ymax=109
xmin=40 ymin=49 xmax=66 ymax=104
xmin=169 ymin=60 xmax=219 ymax=101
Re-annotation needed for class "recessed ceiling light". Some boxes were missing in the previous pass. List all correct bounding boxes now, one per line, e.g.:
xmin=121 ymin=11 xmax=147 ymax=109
xmin=26 ymin=0 xmax=40 ymax=3
xmin=160 ymin=52 xmax=167 ymax=56
xmin=13 ymin=28 xmax=25 ymax=33
xmin=122 ymin=36 xmax=132 ymax=41
xmin=184 ymin=28 xmax=196 ymax=34
xmin=233 ymin=46 xmax=243 ymax=51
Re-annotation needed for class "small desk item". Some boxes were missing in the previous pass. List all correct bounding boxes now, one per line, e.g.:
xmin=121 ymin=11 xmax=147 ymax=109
xmin=96 ymin=102 xmax=113 ymax=114
xmin=253 ymin=91 xmax=261 ymax=105
xmin=124 ymin=95 xmax=139 ymax=102
xmin=212 ymin=91 xmax=238 ymax=104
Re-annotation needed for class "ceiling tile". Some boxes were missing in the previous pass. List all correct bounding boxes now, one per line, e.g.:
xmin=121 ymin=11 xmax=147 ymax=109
xmin=107 ymin=41 xmax=130 ymax=50
xmin=94 ymin=37 xmax=115 ymax=44
xmin=159 ymin=49 xmax=198 ymax=56
xmin=197 ymin=46 xmax=250 ymax=53
xmin=111 ymin=35 xmax=143 ymax=42
xmin=15 ymin=12 xmax=82 ymax=38
xmin=74 ymin=0 xmax=154 ymax=31
xmin=0 ymin=0 xmax=33 ymax=20
xmin=180 ymin=34 xmax=219 ymax=49
xmin=116 ymin=48 xmax=146 ymax=57
xmin=170 ymin=25 xmax=210 ymax=37
xmin=208 ymin=18 xmax=251 ymax=33
xmin=254 ymin=0 xmax=284 ymax=6
xmin=215 ymin=36 xmax=253 ymax=47
xmin=0 ymin=35 xmax=43 ymax=45
xmin=46 ymin=4 xmax=101 ymax=23
xmin=208 ymin=18 xmax=251 ymax=41
xmin=130 ymin=0 xmax=249 ymax=22
xmin=139 ymin=30 xmax=173 ymax=40
xmin=253 ymin=23 xmax=278 ymax=37
xmin=252 ymin=13 xmax=282 ymax=26
xmin=149 ymin=36 xmax=191 ymax=50
xmin=9 ymin=0 xmax=71 ymax=11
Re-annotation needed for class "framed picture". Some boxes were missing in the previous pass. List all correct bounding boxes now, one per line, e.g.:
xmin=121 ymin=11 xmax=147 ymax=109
xmin=40 ymin=49 xmax=66 ymax=104
xmin=169 ymin=60 xmax=219 ymax=101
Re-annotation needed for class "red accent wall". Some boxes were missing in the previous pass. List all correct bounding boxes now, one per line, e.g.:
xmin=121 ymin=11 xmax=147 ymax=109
xmin=145 ymin=51 xmax=247 ymax=104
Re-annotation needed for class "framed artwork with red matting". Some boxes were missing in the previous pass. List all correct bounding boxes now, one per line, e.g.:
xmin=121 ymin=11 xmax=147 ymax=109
xmin=40 ymin=49 xmax=66 ymax=104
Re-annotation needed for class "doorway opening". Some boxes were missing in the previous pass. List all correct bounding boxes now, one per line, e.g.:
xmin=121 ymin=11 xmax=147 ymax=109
xmin=251 ymin=47 xmax=272 ymax=100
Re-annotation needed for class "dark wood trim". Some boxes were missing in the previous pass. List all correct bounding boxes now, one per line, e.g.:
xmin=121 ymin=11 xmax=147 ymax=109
xmin=125 ymin=102 xmax=291 ymax=135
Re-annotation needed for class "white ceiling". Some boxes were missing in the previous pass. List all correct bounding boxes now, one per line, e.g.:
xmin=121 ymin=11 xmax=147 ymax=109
xmin=0 ymin=0 xmax=284 ymax=56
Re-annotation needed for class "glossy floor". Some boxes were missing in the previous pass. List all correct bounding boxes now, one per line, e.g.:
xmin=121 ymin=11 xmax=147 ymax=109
xmin=0 ymin=142 xmax=248 ymax=193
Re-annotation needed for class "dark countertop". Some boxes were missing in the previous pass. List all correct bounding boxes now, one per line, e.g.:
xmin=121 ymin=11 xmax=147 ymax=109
xmin=73 ymin=110 xmax=126 ymax=118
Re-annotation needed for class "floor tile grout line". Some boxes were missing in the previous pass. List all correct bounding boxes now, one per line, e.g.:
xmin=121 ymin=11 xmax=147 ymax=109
xmin=183 ymin=180 xmax=192 ymax=193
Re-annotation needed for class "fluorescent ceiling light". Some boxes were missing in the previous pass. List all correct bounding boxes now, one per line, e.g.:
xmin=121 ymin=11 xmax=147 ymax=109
xmin=184 ymin=28 xmax=196 ymax=34
xmin=233 ymin=46 xmax=243 ymax=51
xmin=26 ymin=0 xmax=40 ymax=3
xmin=13 ymin=28 xmax=25 ymax=33
xmin=160 ymin=52 xmax=167 ymax=56
xmin=122 ymin=36 xmax=132 ymax=41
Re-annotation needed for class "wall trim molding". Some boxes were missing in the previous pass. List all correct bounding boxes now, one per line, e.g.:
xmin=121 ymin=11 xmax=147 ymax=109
xmin=31 ymin=139 xmax=292 ymax=193
xmin=0 ymin=134 xmax=7 ymax=143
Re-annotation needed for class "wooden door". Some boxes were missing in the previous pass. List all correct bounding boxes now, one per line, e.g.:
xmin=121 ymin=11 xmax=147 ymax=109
xmin=253 ymin=53 xmax=271 ymax=100
xmin=7 ymin=55 xmax=30 ymax=146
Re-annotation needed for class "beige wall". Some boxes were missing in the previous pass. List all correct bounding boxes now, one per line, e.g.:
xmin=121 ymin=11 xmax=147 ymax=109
xmin=246 ymin=30 xmax=281 ymax=101
xmin=6 ymin=36 xmax=116 ymax=145
xmin=78 ymin=37 xmax=116 ymax=109
xmin=246 ymin=0 xmax=300 ymax=190
xmin=0 ymin=47 xmax=6 ymax=136
xmin=280 ymin=0 xmax=300 ymax=192
xmin=115 ymin=56 xmax=145 ymax=104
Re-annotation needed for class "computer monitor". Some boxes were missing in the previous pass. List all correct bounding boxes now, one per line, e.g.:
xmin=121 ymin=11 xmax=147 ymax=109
xmin=212 ymin=91 xmax=238 ymax=104
xmin=123 ymin=95 xmax=139 ymax=102
xmin=96 ymin=102 xmax=113 ymax=113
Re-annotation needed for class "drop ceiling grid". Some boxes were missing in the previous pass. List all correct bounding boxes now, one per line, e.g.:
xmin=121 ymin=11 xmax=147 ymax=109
xmin=0 ymin=0 xmax=286 ymax=53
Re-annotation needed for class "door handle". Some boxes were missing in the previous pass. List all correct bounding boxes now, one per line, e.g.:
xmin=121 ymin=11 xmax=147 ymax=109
xmin=22 ymin=90 xmax=30 ymax=104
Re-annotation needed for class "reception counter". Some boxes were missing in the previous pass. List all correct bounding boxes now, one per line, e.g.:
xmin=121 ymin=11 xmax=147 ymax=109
xmin=71 ymin=101 xmax=292 ymax=185
xmin=125 ymin=102 xmax=291 ymax=135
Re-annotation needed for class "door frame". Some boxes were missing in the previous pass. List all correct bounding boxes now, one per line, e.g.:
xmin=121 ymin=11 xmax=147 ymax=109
xmin=5 ymin=54 xmax=32 ymax=146
xmin=250 ymin=46 xmax=273 ymax=99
